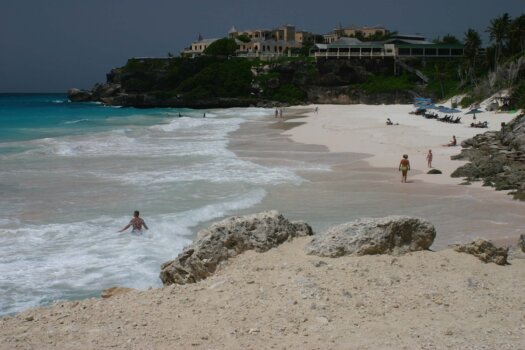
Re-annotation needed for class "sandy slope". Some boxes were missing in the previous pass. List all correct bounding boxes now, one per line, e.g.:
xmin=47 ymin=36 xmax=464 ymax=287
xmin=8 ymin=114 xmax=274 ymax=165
xmin=1 ymin=237 xmax=524 ymax=350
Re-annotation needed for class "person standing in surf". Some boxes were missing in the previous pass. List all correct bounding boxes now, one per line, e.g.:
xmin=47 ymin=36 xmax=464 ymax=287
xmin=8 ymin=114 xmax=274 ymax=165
xmin=118 ymin=210 xmax=149 ymax=233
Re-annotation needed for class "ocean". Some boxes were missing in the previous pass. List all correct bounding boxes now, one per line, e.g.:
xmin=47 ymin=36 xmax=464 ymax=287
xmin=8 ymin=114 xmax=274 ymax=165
xmin=0 ymin=94 xmax=314 ymax=315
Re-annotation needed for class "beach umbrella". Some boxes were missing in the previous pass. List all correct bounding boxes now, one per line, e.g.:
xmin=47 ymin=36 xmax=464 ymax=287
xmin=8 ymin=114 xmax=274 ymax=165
xmin=465 ymin=108 xmax=483 ymax=119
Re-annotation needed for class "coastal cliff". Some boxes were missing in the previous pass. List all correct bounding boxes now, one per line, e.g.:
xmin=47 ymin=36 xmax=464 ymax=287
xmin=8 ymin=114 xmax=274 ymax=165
xmin=68 ymin=57 xmax=422 ymax=108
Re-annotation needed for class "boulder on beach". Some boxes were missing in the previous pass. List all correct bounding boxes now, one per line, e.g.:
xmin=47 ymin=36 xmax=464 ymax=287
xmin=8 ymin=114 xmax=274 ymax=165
xmin=305 ymin=216 xmax=436 ymax=257
xmin=427 ymin=169 xmax=442 ymax=174
xmin=451 ymin=239 xmax=508 ymax=265
xmin=159 ymin=210 xmax=313 ymax=285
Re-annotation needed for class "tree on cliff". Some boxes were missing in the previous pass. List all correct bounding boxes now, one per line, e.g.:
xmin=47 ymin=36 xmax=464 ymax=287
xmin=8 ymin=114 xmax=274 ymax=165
xmin=204 ymin=38 xmax=238 ymax=57
xmin=463 ymin=28 xmax=482 ymax=85
xmin=509 ymin=14 xmax=525 ymax=54
xmin=487 ymin=13 xmax=511 ymax=68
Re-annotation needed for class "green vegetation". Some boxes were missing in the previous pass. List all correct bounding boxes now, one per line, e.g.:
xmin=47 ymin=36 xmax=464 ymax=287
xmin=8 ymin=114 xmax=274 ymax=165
xmin=203 ymin=38 xmax=238 ymax=56
xmin=176 ymin=59 xmax=254 ymax=100
xmin=269 ymin=84 xmax=307 ymax=103
xmin=355 ymin=74 xmax=414 ymax=93
xmin=121 ymin=56 xmax=254 ymax=100
xmin=418 ymin=59 xmax=464 ymax=99
xmin=510 ymin=80 xmax=525 ymax=110
xmin=236 ymin=34 xmax=251 ymax=43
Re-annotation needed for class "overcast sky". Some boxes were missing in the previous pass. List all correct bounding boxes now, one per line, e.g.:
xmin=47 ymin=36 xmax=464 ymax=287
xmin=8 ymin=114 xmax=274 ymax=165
xmin=1 ymin=0 xmax=523 ymax=93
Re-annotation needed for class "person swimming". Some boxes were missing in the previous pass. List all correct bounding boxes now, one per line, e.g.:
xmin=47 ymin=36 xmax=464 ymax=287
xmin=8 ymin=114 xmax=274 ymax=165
xmin=118 ymin=210 xmax=149 ymax=234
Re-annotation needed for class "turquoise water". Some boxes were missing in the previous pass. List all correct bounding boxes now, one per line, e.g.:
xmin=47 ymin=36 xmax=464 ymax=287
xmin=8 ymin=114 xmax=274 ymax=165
xmin=0 ymin=94 xmax=312 ymax=315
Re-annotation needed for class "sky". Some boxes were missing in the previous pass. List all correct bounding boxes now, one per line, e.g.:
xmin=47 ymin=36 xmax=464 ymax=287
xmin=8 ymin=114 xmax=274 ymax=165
xmin=1 ymin=0 xmax=523 ymax=93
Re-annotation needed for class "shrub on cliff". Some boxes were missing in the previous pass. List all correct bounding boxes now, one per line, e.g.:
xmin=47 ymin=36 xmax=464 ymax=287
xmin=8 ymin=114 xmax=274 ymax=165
xmin=176 ymin=59 xmax=254 ymax=99
xmin=203 ymin=38 xmax=238 ymax=57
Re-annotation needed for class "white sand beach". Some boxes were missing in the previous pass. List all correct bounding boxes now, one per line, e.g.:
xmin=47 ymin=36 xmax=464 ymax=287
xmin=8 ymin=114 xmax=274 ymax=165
xmin=284 ymin=104 xmax=519 ymax=186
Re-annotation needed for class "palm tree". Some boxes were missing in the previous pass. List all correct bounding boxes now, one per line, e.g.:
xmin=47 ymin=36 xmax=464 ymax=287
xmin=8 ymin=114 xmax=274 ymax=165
xmin=487 ymin=13 xmax=511 ymax=66
xmin=463 ymin=28 xmax=482 ymax=84
xmin=509 ymin=14 xmax=525 ymax=55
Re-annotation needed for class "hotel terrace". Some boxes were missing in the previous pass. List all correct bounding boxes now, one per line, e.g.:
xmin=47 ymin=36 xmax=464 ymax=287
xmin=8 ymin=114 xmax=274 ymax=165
xmin=312 ymin=34 xmax=465 ymax=59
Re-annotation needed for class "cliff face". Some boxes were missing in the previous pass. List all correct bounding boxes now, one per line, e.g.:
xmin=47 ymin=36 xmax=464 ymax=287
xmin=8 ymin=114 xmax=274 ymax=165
xmin=68 ymin=57 xmax=419 ymax=108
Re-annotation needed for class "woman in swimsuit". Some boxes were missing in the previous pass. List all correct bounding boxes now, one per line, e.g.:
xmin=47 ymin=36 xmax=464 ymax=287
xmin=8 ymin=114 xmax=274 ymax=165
xmin=399 ymin=154 xmax=410 ymax=183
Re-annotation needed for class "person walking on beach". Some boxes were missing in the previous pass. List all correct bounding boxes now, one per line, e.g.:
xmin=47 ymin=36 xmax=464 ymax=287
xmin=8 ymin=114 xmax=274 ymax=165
xmin=118 ymin=210 xmax=149 ymax=234
xmin=399 ymin=154 xmax=410 ymax=183
xmin=275 ymin=109 xmax=279 ymax=118
xmin=426 ymin=149 xmax=433 ymax=168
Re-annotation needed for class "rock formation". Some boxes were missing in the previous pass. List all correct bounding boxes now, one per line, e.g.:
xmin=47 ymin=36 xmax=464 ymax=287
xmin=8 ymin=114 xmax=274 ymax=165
xmin=451 ymin=239 xmax=508 ymax=265
xmin=427 ymin=169 xmax=442 ymax=174
xmin=519 ymin=234 xmax=525 ymax=253
xmin=451 ymin=113 xmax=525 ymax=200
xmin=305 ymin=216 xmax=436 ymax=257
xmin=159 ymin=211 xmax=313 ymax=285
xmin=67 ymin=88 xmax=92 ymax=102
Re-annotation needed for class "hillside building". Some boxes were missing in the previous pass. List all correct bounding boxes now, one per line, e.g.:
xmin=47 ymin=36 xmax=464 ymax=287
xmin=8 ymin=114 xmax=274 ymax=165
xmin=324 ymin=25 xmax=388 ymax=43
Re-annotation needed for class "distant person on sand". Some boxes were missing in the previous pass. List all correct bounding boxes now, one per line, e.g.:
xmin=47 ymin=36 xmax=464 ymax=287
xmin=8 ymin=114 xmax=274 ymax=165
xmin=426 ymin=149 xmax=433 ymax=168
xmin=275 ymin=109 xmax=279 ymax=118
xmin=315 ymin=106 xmax=318 ymax=113
xmin=445 ymin=135 xmax=457 ymax=147
xmin=399 ymin=154 xmax=410 ymax=183
xmin=118 ymin=210 xmax=149 ymax=234
xmin=279 ymin=109 xmax=283 ymax=118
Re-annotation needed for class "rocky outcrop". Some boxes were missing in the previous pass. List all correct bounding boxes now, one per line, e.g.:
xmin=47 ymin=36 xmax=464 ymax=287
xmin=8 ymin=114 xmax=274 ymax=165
xmin=451 ymin=114 xmax=525 ymax=200
xmin=519 ymin=234 xmax=525 ymax=253
xmin=451 ymin=239 xmax=508 ymax=265
xmin=67 ymin=88 xmax=92 ymax=102
xmin=159 ymin=211 xmax=313 ymax=285
xmin=305 ymin=216 xmax=436 ymax=257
